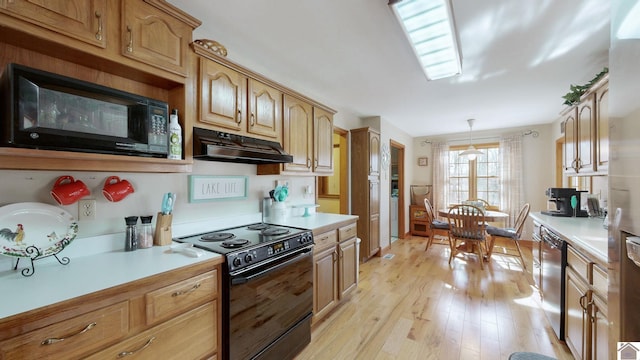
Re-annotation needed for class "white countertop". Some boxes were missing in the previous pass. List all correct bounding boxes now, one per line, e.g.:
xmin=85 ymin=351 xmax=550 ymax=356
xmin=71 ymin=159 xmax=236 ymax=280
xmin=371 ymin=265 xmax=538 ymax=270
xmin=0 ymin=244 xmax=221 ymax=319
xmin=271 ymin=212 xmax=359 ymax=230
xmin=0 ymin=212 xmax=356 ymax=320
xmin=529 ymin=212 xmax=608 ymax=264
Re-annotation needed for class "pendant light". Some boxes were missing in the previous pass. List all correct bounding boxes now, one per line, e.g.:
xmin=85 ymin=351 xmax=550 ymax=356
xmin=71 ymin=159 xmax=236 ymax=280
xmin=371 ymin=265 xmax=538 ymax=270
xmin=459 ymin=118 xmax=483 ymax=160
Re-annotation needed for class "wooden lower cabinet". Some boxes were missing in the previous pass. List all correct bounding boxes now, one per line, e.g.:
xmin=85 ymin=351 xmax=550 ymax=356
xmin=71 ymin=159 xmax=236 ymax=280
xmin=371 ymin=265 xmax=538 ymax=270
xmin=86 ymin=302 xmax=216 ymax=359
xmin=312 ymin=220 xmax=358 ymax=324
xmin=0 ymin=261 xmax=221 ymax=359
xmin=409 ymin=204 xmax=429 ymax=236
xmin=565 ymin=245 xmax=609 ymax=360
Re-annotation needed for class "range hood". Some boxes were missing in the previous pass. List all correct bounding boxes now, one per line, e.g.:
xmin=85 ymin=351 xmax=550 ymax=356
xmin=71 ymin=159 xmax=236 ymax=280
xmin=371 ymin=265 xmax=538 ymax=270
xmin=193 ymin=127 xmax=293 ymax=164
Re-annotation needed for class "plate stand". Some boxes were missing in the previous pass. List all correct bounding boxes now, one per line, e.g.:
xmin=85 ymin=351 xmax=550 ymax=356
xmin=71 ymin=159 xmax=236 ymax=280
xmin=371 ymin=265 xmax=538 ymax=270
xmin=13 ymin=240 xmax=71 ymax=277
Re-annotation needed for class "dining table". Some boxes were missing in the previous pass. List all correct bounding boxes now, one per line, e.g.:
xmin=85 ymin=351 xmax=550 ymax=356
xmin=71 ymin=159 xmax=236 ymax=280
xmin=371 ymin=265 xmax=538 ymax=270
xmin=438 ymin=208 xmax=509 ymax=224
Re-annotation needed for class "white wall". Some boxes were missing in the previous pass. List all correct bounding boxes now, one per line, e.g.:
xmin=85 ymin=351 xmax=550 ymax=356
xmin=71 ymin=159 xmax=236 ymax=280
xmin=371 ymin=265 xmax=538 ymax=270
xmin=0 ymin=162 xmax=314 ymax=239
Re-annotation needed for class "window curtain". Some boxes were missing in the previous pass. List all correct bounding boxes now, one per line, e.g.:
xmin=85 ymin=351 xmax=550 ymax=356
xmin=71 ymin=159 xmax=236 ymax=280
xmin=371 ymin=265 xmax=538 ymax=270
xmin=499 ymin=135 xmax=524 ymax=227
xmin=432 ymin=142 xmax=449 ymax=220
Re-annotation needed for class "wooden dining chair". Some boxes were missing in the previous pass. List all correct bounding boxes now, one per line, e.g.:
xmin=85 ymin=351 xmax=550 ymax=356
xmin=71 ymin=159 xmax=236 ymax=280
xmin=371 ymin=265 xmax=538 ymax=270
xmin=447 ymin=204 xmax=487 ymax=269
xmin=423 ymin=198 xmax=450 ymax=250
xmin=486 ymin=203 xmax=530 ymax=271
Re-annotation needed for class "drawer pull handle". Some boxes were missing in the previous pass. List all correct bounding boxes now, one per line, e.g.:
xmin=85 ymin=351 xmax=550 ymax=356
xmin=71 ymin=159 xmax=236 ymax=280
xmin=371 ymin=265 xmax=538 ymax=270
xmin=117 ymin=336 xmax=155 ymax=358
xmin=41 ymin=322 xmax=97 ymax=345
xmin=172 ymin=282 xmax=201 ymax=297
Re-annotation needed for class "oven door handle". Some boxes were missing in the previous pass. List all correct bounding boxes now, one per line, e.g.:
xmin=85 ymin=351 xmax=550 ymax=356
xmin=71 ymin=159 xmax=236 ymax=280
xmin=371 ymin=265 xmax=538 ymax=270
xmin=231 ymin=247 xmax=313 ymax=285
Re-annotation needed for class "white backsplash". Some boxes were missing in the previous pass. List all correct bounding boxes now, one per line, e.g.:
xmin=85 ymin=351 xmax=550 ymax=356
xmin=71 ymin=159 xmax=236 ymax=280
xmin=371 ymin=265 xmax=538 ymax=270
xmin=0 ymin=160 xmax=315 ymax=268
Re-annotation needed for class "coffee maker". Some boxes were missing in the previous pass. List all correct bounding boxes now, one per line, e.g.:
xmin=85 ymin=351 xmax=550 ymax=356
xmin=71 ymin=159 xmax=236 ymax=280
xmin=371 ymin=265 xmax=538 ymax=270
xmin=542 ymin=187 xmax=589 ymax=217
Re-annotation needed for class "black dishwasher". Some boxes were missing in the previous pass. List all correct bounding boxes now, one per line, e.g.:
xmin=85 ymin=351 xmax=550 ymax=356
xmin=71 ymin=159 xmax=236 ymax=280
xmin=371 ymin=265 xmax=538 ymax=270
xmin=540 ymin=226 xmax=567 ymax=341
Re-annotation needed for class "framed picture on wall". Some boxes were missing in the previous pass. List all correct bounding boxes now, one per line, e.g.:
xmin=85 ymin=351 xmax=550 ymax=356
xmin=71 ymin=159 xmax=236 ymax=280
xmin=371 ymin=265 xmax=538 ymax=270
xmin=418 ymin=157 xmax=428 ymax=166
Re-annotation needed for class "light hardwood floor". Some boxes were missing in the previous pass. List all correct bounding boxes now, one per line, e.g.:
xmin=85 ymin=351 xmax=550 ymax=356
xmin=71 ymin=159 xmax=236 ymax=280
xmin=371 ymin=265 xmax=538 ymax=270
xmin=297 ymin=236 xmax=574 ymax=360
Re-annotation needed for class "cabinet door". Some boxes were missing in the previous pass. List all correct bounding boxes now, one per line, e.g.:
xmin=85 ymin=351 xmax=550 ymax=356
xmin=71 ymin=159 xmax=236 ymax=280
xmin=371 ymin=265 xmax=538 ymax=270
xmin=313 ymin=107 xmax=334 ymax=174
xmin=565 ymin=269 xmax=589 ymax=360
xmin=369 ymin=213 xmax=380 ymax=258
xmin=370 ymin=180 xmax=380 ymax=216
xmin=591 ymin=294 xmax=608 ymax=360
xmin=0 ymin=0 xmax=107 ymax=48
xmin=199 ymin=58 xmax=246 ymax=132
xmin=283 ymin=95 xmax=313 ymax=173
xmin=563 ymin=108 xmax=578 ymax=173
xmin=339 ymin=237 xmax=357 ymax=298
xmin=577 ymin=96 xmax=595 ymax=172
xmin=122 ymin=0 xmax=192 ymax=76
xmin=369 ymin=131 xmax=381 ymax=177
xmin=596 ymin=86 xmax=609 ymax=172
xmin=248 ymin=79 xmax=281 ymax=141
xmin=313 ymin=246 xmax=338 ymax=319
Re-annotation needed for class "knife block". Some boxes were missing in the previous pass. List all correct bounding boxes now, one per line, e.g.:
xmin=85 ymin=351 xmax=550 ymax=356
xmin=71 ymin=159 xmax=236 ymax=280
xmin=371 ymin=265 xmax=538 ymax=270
xmin=154 ymin=212 xmax=173 ymax=246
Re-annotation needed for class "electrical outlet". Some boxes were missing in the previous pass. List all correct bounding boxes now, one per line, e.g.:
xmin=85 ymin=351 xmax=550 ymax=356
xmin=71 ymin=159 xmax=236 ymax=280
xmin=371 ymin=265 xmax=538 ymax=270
xmin=78 ymin=199 xmax=96 ymax=220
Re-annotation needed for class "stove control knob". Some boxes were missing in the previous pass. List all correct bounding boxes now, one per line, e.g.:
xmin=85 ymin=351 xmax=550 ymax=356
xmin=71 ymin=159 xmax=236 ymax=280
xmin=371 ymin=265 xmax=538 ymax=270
xmin=232 ymin=257 xmax=242 ymax=267
xmin=244 ymin=254 xmax=254 ymax=263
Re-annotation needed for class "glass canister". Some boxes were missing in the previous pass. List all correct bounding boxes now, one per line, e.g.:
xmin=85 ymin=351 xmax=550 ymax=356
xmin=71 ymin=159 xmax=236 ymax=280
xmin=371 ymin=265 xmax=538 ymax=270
xmin=124 ymin=216 xmax=138 ymax=251
xmin=138 ymin=215 xmax=154 ymax=249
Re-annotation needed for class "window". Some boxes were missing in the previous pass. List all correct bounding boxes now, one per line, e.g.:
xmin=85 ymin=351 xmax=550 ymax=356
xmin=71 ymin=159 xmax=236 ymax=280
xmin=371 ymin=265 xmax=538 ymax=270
xmin=448 ymin=143 xmax=500 ymax=206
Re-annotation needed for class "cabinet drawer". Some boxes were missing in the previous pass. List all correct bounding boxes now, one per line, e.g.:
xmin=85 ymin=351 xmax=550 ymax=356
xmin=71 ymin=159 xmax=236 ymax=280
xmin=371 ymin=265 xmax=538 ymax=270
xmin=87 ymin=302 xmax=217 ymax=360
xmin=314 ymin=230 xmax=337 ymax=252
xmin=592 ymin=264 xmax=608 ymax=297
xmin=0 ymin=301 xmax=129 ymax=359
xmin=567 ymin=246 xmax=590 ymax=280
xmin=339 ymin=223 xmax=357 ymax=242
xmin=145 ymin=270 xmax=217 ymax=326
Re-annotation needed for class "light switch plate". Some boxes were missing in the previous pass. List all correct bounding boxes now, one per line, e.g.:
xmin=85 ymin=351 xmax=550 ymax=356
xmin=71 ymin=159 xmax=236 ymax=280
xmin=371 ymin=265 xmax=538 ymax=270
xmin=78 ymin=199 xmax=96 ymax=220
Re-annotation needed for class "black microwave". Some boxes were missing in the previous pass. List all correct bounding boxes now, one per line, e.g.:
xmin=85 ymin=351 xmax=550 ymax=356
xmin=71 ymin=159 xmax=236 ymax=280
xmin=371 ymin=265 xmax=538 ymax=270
xmin=0 ymin=63 xmax=169 ymax=158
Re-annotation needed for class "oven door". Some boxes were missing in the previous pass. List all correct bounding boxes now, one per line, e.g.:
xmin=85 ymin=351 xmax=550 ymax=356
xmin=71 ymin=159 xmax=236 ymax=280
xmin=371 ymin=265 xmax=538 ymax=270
xmin=228 ymin=245 xmax=313 ymax=360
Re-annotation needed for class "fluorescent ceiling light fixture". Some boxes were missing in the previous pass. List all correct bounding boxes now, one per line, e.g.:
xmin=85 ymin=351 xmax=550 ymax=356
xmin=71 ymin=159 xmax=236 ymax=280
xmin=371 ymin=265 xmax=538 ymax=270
xmin=459 ymin=118 xmax=483 ymax=160
xmin=389 ymin=0 xmax=462 ymax=80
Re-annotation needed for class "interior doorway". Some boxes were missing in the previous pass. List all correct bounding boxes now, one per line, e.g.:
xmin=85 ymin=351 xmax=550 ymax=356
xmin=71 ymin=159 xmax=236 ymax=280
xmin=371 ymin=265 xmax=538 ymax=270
xmin=317 ymin=127 xmax=349 ymax=214
xmin=390 ymin=140 xmax=405 ymax=241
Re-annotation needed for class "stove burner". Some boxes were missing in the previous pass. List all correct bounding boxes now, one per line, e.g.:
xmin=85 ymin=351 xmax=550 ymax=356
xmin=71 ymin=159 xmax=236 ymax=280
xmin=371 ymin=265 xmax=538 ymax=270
xmin=247 ymin=223 xmax=270 ymax=230
xmin=221 ymin=239 xmax=250 ymax=248
xmin=201 ymin=232 xmax=235 ymax=242
xmin=262 ymin=227 xmax=290 ymax=236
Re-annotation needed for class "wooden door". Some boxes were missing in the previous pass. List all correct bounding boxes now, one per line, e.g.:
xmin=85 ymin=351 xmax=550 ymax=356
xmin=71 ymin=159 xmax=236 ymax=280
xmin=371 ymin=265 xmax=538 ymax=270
xmin=565 ymin=269 xmax=589 ymax=360
xmin=1 ymin=0 xmax=107 ymax=49
xmin=313 ymin=107 xmax=334 ymax=174
xmin=577 ymin=96 xmax=595 ymax=172
xmin=247 ymin=79 xmax=281 ymax=141
xmin=283 ymin=95 xmax=313 ymax=173
xmin=596 ymin=85 xmax=609 ymax=172
xmin=199 ymin=59 xmax=246 ymax=132
xmin=591 ymin=294 xmax=608 ymax=360
xmin=563 ymin=108 xmax=578 ymax=173
xmin=313 ymin=246 xmax=338 ymax=319
xmin=369 ymin=131 xmax=381 ymax=177
xmin=338 ymin=237 xmax=357 ymax=298
xmin=122 ymin=0 xmax=192 ymax=76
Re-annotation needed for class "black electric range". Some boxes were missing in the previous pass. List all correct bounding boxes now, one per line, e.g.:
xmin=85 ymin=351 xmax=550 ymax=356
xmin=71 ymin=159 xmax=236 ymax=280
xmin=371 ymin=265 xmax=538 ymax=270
xmin=174 ymin=223 xmax=314 ymax=272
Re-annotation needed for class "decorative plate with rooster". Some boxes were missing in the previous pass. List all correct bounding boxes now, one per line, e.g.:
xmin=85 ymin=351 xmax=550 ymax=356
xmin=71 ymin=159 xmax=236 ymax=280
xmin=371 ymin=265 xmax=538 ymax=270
xmin=0 ymin=202 xmax=78 ymax=258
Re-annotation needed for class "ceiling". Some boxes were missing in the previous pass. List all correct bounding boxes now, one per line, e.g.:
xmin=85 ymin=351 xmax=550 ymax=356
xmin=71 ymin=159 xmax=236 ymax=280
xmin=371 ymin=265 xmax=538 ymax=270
xmin=169 ymin=0 xmax=610 ymax=137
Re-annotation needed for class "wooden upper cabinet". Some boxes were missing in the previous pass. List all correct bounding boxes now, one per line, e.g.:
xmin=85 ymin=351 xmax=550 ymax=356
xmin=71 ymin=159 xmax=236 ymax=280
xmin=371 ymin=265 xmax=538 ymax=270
xmin=248 ymin=78 xmax=282 ymax=141
xmin=121 ymin=0 xmax=193 ymax=76
xmin=0 ymin=0 xmax=107 ymax=49
xmin=563 ymin=107 xmax=578 ymax=174
xmin=283 ymin=94 xmax=313 ymax=173
xmin=313 ymin=107 xmax=333 ymax=174
xmin=199 ymin=58 xmax=246 ymax=132
xmin=577 ymin=96 xmax=595 ymax=172
xmin=595 ymin=81 xmax=609 ymax=172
